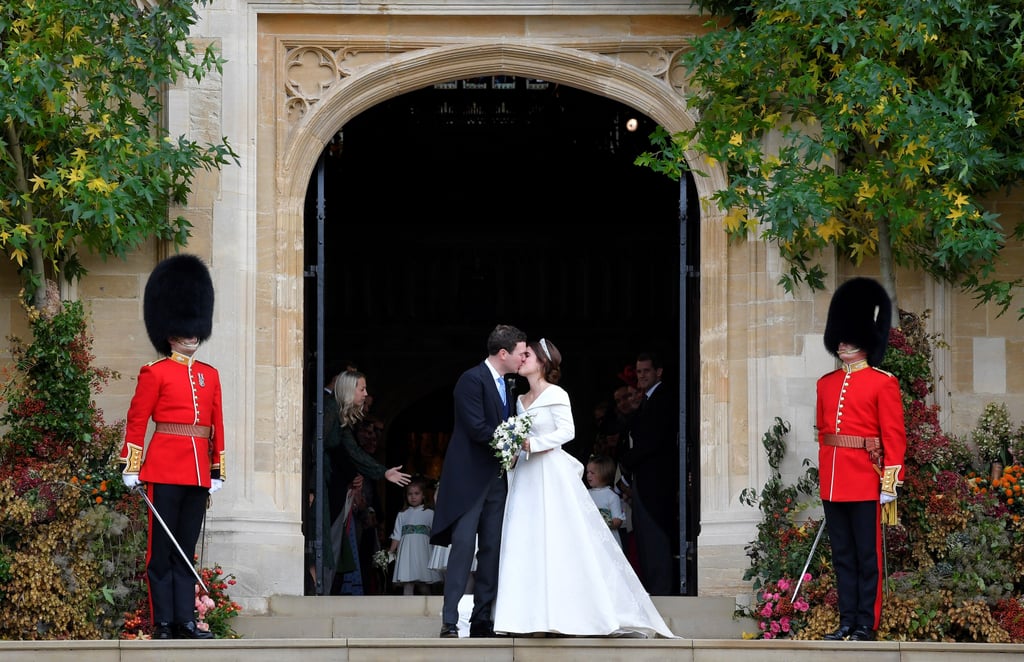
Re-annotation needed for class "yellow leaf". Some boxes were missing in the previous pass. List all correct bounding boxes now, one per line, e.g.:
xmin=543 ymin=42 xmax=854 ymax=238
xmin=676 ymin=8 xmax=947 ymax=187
xmin=72 ymin=148 xmax=87 ymax=162
xmin=72 ymin=54 xmax=87 ymax=68
xmin=815 ymin=216 xmax=845 ymax=243
xmin=723 ymin=208 xmax=746 ymax=233
xmin=29 ymin=174 xmax=47 ymax=191
xmin=84 ymin=125 xmax=103 ymax=140
xmin=856 ymin=180 xmax=878 ymax=202
xmin=11 ymin=248 xmax=27 ymax=267
xmin=729 ymin=132 xmax=743 ymax=146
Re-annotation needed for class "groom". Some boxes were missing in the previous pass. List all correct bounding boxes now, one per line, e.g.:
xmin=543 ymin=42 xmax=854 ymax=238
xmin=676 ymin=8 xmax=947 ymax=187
xmin=430 ymin=324 xmax=527 ymax=638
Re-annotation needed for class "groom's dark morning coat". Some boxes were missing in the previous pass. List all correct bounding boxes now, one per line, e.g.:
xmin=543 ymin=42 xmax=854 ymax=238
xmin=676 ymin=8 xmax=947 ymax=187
xmin=430 ymin=360 xmax=509 ymax=546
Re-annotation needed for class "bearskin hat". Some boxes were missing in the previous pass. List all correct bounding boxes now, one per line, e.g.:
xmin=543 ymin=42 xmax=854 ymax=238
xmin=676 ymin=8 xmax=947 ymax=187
xmin=144 ymin=254 xmax=214 ymax=356
xmin=823 ymin=277 xmax=892 ymax=367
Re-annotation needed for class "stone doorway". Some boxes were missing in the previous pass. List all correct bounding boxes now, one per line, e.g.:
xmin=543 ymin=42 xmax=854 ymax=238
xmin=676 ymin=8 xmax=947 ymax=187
xmin=301 ymin=76 xmax=698 ymax=594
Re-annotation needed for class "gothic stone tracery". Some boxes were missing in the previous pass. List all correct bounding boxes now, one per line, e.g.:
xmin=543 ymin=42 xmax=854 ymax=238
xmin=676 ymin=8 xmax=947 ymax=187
xmin=283 ymin=38 xmax=692 ymax=126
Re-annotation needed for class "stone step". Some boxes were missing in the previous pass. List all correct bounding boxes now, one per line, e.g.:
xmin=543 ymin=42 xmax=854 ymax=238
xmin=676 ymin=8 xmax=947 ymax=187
xmin=4 ymin=597 xmax=1022 ymax=662
xmin=3 ymin=633 xmax=1023 ymax=662
xmin=229 ymin=595 xmax=754 ymax=639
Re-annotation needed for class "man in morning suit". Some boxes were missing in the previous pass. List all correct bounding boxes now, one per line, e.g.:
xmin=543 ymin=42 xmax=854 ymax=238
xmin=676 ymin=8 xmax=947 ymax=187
xmin=817 ymin=277 xmax=906 ymax=642
xmin=120 ymin=254 xmax=225 ymax=640
xmin=622 ymin=351 xmax=679 ymax=595
xmin=430 ymin=324 xmax=527 ymax=638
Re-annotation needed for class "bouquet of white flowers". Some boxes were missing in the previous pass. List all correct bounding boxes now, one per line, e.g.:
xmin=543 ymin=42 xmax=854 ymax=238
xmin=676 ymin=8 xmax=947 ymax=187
xmin=491 ymin=413 xmax=533 ymax=474
xmin=372 ymin=549 xmax=395 ymax=571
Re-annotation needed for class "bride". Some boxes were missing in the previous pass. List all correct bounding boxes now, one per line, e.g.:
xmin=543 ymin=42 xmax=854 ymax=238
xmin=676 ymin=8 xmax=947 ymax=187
xmin=492 ymin=338 xmax=677 ymax=638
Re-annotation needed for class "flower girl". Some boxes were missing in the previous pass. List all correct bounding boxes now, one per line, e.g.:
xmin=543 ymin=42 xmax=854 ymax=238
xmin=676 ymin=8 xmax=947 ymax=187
xmin=389 ymin=477 xmax=442 ymax=595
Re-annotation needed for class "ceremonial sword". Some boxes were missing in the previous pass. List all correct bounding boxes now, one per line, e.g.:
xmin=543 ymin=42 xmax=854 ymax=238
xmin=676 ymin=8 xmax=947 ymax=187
xmin=133 ymin=485 xmax=209 ymax=593
xmin=791 ymin=520 xmax=825 ymax=604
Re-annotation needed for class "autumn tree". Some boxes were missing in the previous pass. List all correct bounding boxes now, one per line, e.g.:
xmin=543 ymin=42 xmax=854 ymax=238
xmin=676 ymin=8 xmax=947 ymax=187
xmin=638 ymin=0 xmax=1024 ymax=316
xmin=0 ymin=0 xmax=237 ymax=305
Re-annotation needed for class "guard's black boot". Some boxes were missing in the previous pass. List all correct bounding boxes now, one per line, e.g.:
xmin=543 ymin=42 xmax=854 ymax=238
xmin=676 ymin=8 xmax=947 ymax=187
xmin=824 ymin=624 xmax=852 ymax=640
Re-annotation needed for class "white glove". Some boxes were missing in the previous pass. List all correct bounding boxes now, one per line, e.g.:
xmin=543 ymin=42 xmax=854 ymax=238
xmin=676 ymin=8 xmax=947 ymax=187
xmin=122 ymin=473 xmax=141 ymax=489
xmin=880 ymin=492 xmax=897 ymax=505
xmin=209 ymin=478 xmax=223 ymax=494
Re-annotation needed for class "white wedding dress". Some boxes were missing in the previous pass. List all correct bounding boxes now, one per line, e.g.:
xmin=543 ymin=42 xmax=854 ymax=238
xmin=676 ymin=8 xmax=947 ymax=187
xmin=492 ymin=385 xmax=676 ymax=638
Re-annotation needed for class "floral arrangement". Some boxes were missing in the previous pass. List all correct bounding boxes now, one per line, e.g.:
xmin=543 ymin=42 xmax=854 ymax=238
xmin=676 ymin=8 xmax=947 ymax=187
xmin=749 ymin=575 xmax=812 ymax=639
xmin=973 ymin=402 xmax=1017 ymax=466
xmin=373 ymin=549 xmax=395 ymax=570
xmin=119 ymin=561 xmax=241 ymax=639
xmin=968 ymin=463 xmax=1024 ymax=524
xmin=195 ymin=561 xmax=242 ymax=638
xmin=490 ymin=413 xmax=533 ymax=473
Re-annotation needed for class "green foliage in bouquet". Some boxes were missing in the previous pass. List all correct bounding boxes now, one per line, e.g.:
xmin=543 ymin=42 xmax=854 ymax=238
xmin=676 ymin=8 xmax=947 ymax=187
xmin=740 ymin=309 xmax=1024 ymax=642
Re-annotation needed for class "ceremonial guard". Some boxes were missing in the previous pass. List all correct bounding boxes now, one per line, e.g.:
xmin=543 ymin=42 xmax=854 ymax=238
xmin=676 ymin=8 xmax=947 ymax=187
xmin=120 ymin=254 xmax=225 ymax=640
xmin=816 ymin=277 xmax=906 ymax=642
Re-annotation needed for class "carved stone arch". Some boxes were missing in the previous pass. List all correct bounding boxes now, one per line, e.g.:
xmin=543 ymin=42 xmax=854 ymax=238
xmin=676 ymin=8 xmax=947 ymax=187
xmin=280 ymin=42 xmax=727 ymax=201
xmin=274 ymin=45 xmax=731 ymax=544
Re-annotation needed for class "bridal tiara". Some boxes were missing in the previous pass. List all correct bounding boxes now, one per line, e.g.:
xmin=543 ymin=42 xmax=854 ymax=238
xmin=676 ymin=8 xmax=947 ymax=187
xmin=539 ymin=338 xmax=552 ymax=361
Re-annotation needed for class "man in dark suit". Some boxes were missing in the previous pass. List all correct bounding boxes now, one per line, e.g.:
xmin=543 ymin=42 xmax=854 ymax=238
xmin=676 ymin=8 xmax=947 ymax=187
xmin=622 ymin=351 xmax=679 ymax=596
xmin=430 ymin=324 xmax=527 ymax=638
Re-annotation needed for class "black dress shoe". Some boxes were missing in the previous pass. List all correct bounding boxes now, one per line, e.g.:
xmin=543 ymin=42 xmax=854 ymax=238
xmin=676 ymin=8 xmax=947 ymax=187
xmin=174 ymin=620 xmax=215 ymax=639
xmin=469 ymin=620 xmax=496 ymax=638
xmin=152 ymin=622 xmax=173 ymax=640
xmin=823 ymin=624 xmax=852 ymax=640
xmin=850 ymin=626 xmax=876 ymax=641
xmin=439 ymin=623 xmax=459 ymax=638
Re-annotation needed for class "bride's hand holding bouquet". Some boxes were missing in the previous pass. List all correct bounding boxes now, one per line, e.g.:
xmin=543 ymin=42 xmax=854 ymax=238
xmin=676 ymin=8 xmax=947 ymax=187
xmin=491 ymin=413 xmax=534 ymax=473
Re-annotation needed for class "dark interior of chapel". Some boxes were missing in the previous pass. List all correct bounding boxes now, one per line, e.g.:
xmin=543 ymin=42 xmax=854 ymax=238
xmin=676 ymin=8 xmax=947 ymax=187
xmin=302 ymin=76 xmax=700 ymax=593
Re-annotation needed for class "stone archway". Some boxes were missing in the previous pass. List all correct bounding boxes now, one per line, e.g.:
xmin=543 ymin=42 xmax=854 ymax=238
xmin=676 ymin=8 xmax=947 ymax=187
xmin=257 ymin=34 xmax=734 ymax=597
xmin=272 ymin=38 xmax=731 ymax=410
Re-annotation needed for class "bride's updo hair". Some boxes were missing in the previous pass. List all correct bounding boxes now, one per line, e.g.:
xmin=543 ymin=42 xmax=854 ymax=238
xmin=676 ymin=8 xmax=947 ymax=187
xmin=531 ymin=338 xmax=562 ymax=384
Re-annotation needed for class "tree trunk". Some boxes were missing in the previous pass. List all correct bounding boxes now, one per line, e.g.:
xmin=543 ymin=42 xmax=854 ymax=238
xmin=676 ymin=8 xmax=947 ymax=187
xmin=877 ymin=219 xmax=899 ymax=323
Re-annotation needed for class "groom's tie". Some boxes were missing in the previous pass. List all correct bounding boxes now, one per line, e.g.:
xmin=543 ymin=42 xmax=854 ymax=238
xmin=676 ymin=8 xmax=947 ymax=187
xmin=497 ymin=375 xmax=508 ymax=418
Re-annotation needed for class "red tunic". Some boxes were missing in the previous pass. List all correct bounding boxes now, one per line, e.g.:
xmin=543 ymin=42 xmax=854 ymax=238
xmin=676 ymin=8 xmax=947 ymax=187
xmin=119 ymin=353 xmax=225 ymax=487
xmin=816 ymin=365 xmax=906 ymax=501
